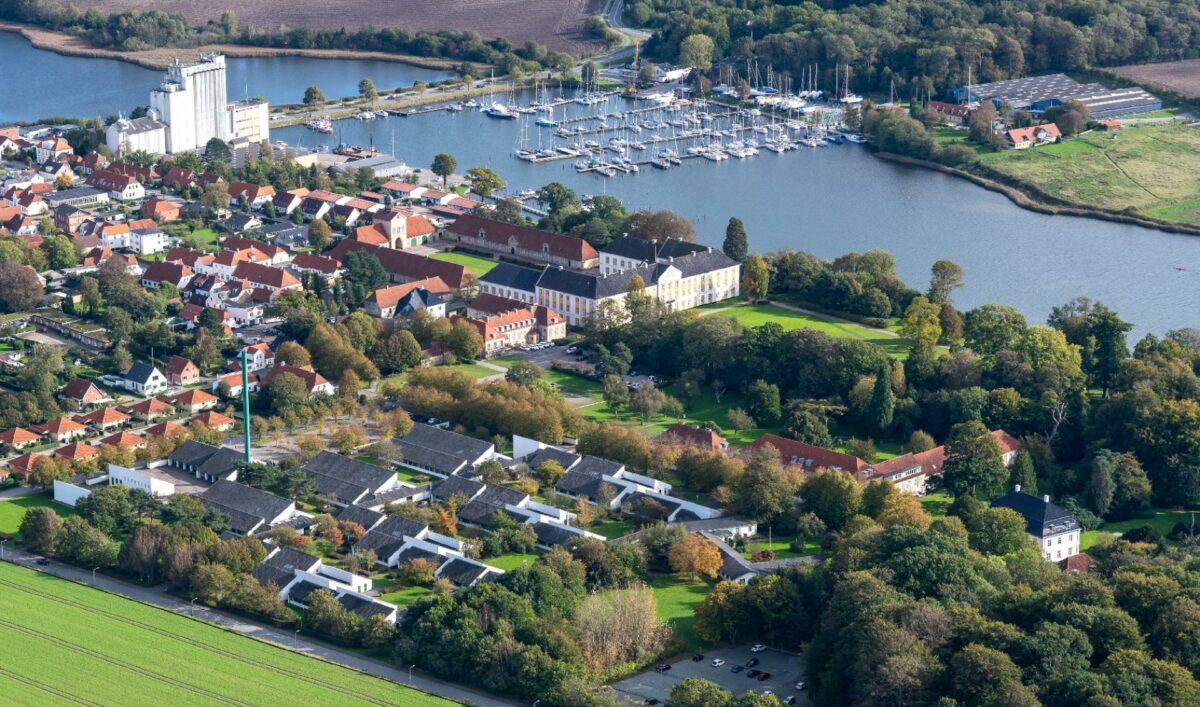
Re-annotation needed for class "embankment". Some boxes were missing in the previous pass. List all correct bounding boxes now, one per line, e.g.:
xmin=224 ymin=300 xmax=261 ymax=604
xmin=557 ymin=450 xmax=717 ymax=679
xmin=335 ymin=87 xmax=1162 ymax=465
xmin=875 ymin=152 xmax=1200 ymax=237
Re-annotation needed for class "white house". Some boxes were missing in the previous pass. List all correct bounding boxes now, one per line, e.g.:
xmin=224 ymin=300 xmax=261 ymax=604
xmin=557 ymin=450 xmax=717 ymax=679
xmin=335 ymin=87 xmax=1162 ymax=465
xmin=991 ymin=486 xmax=1081 ymax=561
xmin=122 ymin=363 xmax=169 ymax=396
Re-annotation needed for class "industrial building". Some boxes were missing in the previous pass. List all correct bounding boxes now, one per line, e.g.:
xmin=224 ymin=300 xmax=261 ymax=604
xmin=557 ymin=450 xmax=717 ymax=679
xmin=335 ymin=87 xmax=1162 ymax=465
xmin=105 ymin=54 xmax=270 ymax=156
xmin=952 ymin=73 xmax=1161 ymax=119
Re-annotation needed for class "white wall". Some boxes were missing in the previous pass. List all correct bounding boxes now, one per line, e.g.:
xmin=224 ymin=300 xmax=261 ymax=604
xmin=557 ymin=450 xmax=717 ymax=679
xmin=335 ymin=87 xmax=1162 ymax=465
xmin=53 ymin=480 xmax=91 ymax=507
xmin=109 ymin=464 xmax=175 ymax=497
xmin=512 ymin=435 xmax=545 ymax=460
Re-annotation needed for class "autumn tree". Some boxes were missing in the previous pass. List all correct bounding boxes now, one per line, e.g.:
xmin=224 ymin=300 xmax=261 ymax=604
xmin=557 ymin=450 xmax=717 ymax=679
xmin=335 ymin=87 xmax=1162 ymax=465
xmin=668 ymin=533 xmax=722 ymax=580
xmin=742 ymin=254 xmax=770 ymax=301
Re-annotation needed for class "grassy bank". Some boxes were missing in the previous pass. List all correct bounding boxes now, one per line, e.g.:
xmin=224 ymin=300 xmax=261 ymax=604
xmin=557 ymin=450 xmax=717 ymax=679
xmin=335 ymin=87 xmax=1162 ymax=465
xmin=0 ymin=562 xmax=453 ymax=705
xmin=700 ymin=302 xmax=914 ymax=360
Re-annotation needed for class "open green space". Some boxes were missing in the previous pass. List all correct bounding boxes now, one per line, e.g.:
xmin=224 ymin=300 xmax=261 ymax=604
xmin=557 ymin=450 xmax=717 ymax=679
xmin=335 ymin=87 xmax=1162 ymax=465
xmin=445 ymin=362 xmax=502 ymax=379
xmin=0 ymin=496 xmax=76 ymax=537
xmin=189 ymin=227 xmax=220 ymax=251
xmin=592 ymin=518 xmax=640 ymax=540
xmin=1081 ymin=507 xmax=1200 ymax=550
xmin=649 ymin=574 xmax=712 ymax=651
xmin=430 ymin=251 xmax=498 ymax=277
xmin=542 ymin=367 xmax=606 ymax=399
xmin=920 ymin=492 xmax=954 ymax=520
xmin=702 ymin=303 xmax=914 ymax=359
xmin=487 ymin=552 xmax=540 ymax=571
xmin=741 ymin=535 xmax=820 ymax=560
xmin=982 ymin=123 xmax=1200 ymax=227
xmin=0 ymin=562 xmax=453 ymax=705
xmin=378 ymin=584 xmax=434 ymax=608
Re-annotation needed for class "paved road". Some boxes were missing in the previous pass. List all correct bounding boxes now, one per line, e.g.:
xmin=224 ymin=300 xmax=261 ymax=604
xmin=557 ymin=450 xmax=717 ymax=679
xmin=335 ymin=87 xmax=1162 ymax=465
xmin=0 ymin=486 xmax=41 ymax=499
xmin=1 ymin=550 xmax=520 ymax=707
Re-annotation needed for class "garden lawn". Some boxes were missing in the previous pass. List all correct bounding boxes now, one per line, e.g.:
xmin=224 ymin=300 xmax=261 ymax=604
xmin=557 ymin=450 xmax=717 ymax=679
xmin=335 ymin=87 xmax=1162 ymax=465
xmin=378 ymin=585 xmax=434 ymax=608
xmin=446 ymin=362 xmax=502 ymax=379
xmin=1081 ymin=508 xmax=1200 ymax=550
xmin=592 ymin=518 xmax=639 ymax=540
xmin=0 ymin=562 xmax=453 ymax=706
xmin=430 ymin=251 xmax=498 ymax=277
xmin=920 ymin=492 xmax=954 ymax=520
xmin=488 ymin=552 xmax=540 ymax=571
xmin=190 ymin=227 xmax=220 ymax=251
xmin=702 ymin=303 xmax=914 ymax=359
xmin=0 ymin=495 xmax=76 ymax=537
xmin=543 ymin=368 xmax=607 ymax=399
xmin=649 ymin=574 xmax=712 ymax=651
xmin=740 ymin=536 xmax=820 ymax=560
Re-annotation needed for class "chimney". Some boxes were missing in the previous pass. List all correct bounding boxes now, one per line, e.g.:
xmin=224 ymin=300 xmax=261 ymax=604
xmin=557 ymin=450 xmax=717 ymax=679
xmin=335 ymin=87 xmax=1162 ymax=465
xmin=1014 ymin=484 xmax=1021 ymax=493
xmin=1043 ymin=494 xmax=1051 ymax=503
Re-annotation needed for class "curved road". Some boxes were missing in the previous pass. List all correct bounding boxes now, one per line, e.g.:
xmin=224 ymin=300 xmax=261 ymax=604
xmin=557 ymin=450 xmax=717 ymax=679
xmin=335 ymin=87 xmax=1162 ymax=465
xmin=1 ymin=550 xmax=521 ymax=707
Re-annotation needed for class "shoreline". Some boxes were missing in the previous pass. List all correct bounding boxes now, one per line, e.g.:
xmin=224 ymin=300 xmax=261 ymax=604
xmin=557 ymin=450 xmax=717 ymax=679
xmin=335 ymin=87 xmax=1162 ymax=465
xmin=0 ymin=21 xmax=462 ymax=72
xmin=874 ymin=152 xmax=1200 ymax=237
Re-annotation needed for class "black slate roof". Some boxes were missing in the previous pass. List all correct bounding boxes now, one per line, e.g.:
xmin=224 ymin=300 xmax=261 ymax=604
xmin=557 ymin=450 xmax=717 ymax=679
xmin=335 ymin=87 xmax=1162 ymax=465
xmin=990 ymin=490 xmax=1080 ymax=538
xmin=431 ymin=475 xmax=486 ymax=502
xmin=478 ymin=262 xmax=543 ymax=294
xmin=200 ymin=480 xmax=293 ymax=533
xmin=437 ymin=557 xmax=491 ymax=586
xmin=252 ymin=547 xmax=320 ymax=588
xmin=601 ymin=235 xmax=708 ymax=263
xmin=533 ymin=522 xmax=583 ymax=548
xmin=124 ymin=362 xmax=160 ymax=385
xmin=303 ymin=451 xmax=395 ymax=504
xmin=337 ymin=592 xmax=395 ymax=620
xmin=573 ymin=455 xmax=624 ymax=477
xmin=334 ymin=504 xmax=385 ymax=531
xmin=401 ymin=424 xmax=494 ymax=461
xmin=476 ymin=485 xmax=529 ymax=507
xmin=523 ymin=446 xmax=580 ymax=471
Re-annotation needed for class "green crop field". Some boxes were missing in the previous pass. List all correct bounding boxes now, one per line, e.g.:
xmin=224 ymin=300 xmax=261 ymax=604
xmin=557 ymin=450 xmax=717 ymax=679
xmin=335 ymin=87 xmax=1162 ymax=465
xmin=0 ymin=562 xmax=454 ymax=706
xmin=983 ymin=123 xmax=1200 ymax=226
xmin=430 ymin=251 xmax=498 ymax=277
xmin=701 ymin=303 xmax=914 ymax=359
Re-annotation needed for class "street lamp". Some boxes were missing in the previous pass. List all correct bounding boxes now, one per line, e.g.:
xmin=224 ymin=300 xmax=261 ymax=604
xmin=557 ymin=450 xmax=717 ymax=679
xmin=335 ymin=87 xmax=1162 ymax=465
xmin=191 ymin=597 xmax=198 ymax=617
xmin=1 ymin=539 xmax=7 ymax=559
xmin=294 ymin=629 xmax=301 ymax=647
xmin=92 ymin=567 xmax=99 ymax=583
xmin=408 ymin=665 xmax=415 ymax=684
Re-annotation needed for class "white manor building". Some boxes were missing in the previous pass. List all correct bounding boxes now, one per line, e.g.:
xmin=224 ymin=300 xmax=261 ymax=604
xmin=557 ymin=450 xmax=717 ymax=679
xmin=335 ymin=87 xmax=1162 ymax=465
xmin=991 ymin=486 xmax=1081 ymax=561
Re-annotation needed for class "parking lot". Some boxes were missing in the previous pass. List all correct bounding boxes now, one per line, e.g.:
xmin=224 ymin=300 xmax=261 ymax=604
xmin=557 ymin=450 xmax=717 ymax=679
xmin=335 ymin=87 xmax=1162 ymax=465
xmin=504 ymin=344 xmax=659 ymax=389
xmin=612 ymin=645 xmax=807 ymax=705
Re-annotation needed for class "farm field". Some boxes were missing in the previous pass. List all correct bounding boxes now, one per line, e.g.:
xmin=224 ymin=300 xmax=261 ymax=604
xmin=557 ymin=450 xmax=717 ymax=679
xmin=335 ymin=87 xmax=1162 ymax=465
xmin=61 ymin=0 xmax=601 ymax=53
xmin=981 ymin=123 xmax=1200 ymax=226
xmin=701 ymin=302 xmax=914 ymax=359
xmin=0 ymin=562 xmax=452 ymax=705
xmin=430 ymin=251 xmax=499 ymax=278
xmin=1112 ymin=59 xmax=1200 ymax=98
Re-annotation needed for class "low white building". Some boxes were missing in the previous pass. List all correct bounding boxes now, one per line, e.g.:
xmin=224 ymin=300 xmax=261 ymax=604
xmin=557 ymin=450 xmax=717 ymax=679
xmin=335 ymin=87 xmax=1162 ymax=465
xmin=105 ymin=116 xmax=169 ymax=156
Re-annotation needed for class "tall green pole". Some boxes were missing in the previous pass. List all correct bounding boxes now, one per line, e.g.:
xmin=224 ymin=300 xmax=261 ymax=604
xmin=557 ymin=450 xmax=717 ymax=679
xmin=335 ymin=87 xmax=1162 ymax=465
xmin=240 ymin=347 xmax=251 ymax=463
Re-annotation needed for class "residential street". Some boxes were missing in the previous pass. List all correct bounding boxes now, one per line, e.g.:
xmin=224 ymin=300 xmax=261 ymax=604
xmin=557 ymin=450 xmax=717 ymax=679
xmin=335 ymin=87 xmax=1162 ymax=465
xmin=0 ymin=551 xmax=520 ymax=707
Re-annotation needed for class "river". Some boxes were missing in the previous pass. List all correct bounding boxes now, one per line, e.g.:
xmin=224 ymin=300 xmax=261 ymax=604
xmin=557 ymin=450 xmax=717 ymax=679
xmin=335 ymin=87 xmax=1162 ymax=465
xmin=1 ymin=33 xmax=1197 ymax=337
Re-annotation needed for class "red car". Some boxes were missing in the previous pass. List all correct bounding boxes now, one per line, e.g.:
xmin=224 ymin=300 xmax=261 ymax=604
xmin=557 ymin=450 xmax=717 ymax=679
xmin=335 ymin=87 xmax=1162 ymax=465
xmin=757 ymin=672 xmax=772 ymax=681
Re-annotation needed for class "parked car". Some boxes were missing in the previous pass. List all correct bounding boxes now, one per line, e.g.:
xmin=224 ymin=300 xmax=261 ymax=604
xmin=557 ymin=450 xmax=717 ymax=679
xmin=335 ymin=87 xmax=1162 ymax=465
xmin=656 ymin=664 xmax=671 ymax=672
xmin=36 ymin=558 xmax=49 ymax=566
xmin=747 ymin=658 xmax=760 ymax=667
xmin=747 ymin=669 xmax=761 ymax=678
xmin=757 ymin=672 xmax=772 ymax=681
xmin=691 ymin=654 xmax=704 ymax=662
xmin=731 ymin=665 xmax=744 ymax=674
xmin=795 ymin=682 xmax=806 ymax=691
xmin=785 ymin=697 xmax=796 ymax=705
xmin=751 ymin=644 xmax=767 ymax=652
xmin=711 ymin=659 xmax=726 ymax=667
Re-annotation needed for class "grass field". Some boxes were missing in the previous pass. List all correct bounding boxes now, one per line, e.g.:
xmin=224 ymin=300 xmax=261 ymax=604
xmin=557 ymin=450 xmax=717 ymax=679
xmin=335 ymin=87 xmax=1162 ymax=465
xmin=488 ymin=552 xmax=540 ymax=571
xmin=649 ymin=575 xmax=712 ymax=651
xmin=741 ymin=536 xmax=820 ymax=560
xmin=0 ymin=562 xmax=453 ymax=705
xmin=592 ymin=518 xmax=640 ymax=540
xmin=1081 ymin=508 xmax=1200 ymax=550
xmin=189 ymin=227 xmax=220 ymax=251
xmin=445 ymin=362 xmax=502 ymax=379
xmin=430 ymin=251 xmax=499 ymax=277
xmin=702 ymin=303 xmax=914 ymax=359
xmin=982 ymin=123 xmax=1200 ymax=226
xmin=920 ymin=492 xmax=954 ymax=520
xmin=0 ymin=496 xmax=76 ymax=537
xmin=377 ymin=584 xmax=434 ymax=608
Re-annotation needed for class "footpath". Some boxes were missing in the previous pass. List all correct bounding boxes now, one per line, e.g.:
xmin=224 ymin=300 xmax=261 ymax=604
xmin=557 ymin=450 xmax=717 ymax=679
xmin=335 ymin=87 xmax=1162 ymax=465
xmin=1 ymin=548 xmax=520 ymax=707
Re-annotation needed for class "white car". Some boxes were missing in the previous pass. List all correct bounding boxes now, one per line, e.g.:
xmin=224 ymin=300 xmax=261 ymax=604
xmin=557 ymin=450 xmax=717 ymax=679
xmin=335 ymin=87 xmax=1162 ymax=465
xmin=711 ymin=659 xmax=726 ymax=667
xmin=795 ymin=681 xmax=806 ymax=690
xmin=750 ymin=644 xmax=767 ymax=653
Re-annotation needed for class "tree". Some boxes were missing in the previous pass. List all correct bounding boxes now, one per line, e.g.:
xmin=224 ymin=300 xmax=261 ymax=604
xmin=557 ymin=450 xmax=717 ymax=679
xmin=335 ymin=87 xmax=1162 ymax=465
xmin=465 ymin=167 xmax=504 ymax=198
xmin=40 ymin=234 xmax=77 ymax=270
xmin=538 ymin=182 xmax=580 ymax=214
xmin=868 ymin=364 xmax=895 ymax=436
xmin=534 ymin=459 xmax=566 ymax=486
xmin=307 ymin=219 xmax=332 ymax=250
xmin=723 ymin=217 xmax=748 ymax=262
xmin=942 ymin=421 xmax=1008 ymax=498
xmin=726 ymin=408 xmax=755 ymax=431
xmin=444 ymin=318 xmax=483 ymax=360
xmin=742 ymin=254 xmax=770 ymax=302
xmin=303 ymin=85 xmax=326 ymax=110
xmin=668 ymin=678 xmax=732 ymax=707
xmin=1087 ymin=451 xmax=1118 ymax=517
xmin=1088 ymin=305 xmax=1132 ymax=397
xmin=431 ymin=153 xmax=457 ymax=189
xmin=55 ymin=516 xmax=118 ymax=567
xmin=621 ymin=209 xmax=695 ymax=242
xmin=602 ymin=374 xmax=629 ymax=416
xmin=668 ymin=533 xmax=722 ymax=580
xmin=901 ymin=296 xmax=943 ymax=348
xmin=19 ymin=506 xmax=62 ymax=553
xmin=371 ymin=329 xmax=422 ymax=374
xmin=1009 ymin=448 xmax=1038 ymax=495
xmin=505 ymin=360 xmax=545 ymax=388
xmin=928 ymin=259 xmax=964 ymax=305
xmin=801 ymin=469 xmax=863 ymax=530
xmin=969 ymin=507 xmax=1030 ymax=554
xmin=784 ymin=408 xmax=832 ymax=447
xmin=877 ymin=492 xmax=932 ymax=530
xmin=0 ymin=261 xmax=43 ymax=312
xmin=330 ymin=425 xmax=369 ymax=454
xmin=746 ymin=379 xmax=781 ymax=425
xmin=679 ymin=34 xmax=715 ymax=70
xmin=630 ymin=383 xmax=669 ymax=421
xmin=358 ymin=77 xmax=378 ymax=105
xmin=204 ymin=138 xmax=231 ymax=163
xmin=267 ymin=371 xmax=309 ymax=414
xmin=220 ymin=9 xmax=237 ymax=36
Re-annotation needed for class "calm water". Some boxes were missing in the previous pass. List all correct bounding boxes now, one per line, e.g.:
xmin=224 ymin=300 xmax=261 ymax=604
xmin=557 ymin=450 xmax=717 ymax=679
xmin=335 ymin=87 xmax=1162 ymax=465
xmin=0 ymin=32 xmax=452 ymax=122
xmin=2 ymin=32 xmax=1197 ymax=336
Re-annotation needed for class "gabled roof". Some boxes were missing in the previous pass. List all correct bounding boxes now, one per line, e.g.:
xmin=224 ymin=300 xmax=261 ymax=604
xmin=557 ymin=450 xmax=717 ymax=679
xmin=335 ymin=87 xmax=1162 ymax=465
xmin=397 ymin=424 xmax=493 ymax=474
xmin=290 ymin=253 xmax=340 ymax=275
xmin=326 ymin=240 xmax=470 ymax=289
xmin=124 ymin=363 xmax=163 ymax=385
xmin=73 ymin=406 xmax=129 ymax=427
xmin=431 ymin=475 xmax=486 ymax=502
xmin=62 ymin=378 xmax=105 ymax=401
xmin=990 ymin=490 xmax=1080 ymax=539
xmin=656 ymin=423 xmax=727 ymax=450
xmin=602 ymin=235 xmax=707 ymax=263
xmin=165 ymin=355 xmax=198 ymax=377
xmin=232 ymin=261 xmax=299 ymax=289
xmin=168 ymin=440 xmax=241 ymax=480
xmin=99 ymin=431 xmax=147 ymax=448
xmin=168 ymin=388 xmax=217 ymax=407
xmin=302 ymin=451 xmax=396 ymax=504
xmin=191 ymin=410 xmax=234 ymax=427
xmin=0 ymin=427 xmax=40 ymax=446
xmin=143 ymin=420 xmax=186 ymax=438
xmin=141 ymin=260 xmax=192 ymax=285
xmin=33 ymin=417 xmax=86 ymax=436
xmin=121 ymin=397 xmax=175 ymax=417
xmin=334 ymin=504 xmax=385 ymax=531
xmin=747 ymin=434 xmax=867 ymax=473
xmin=447 ymin=214 xmax=598 ymax=263
xmin=201 ymin=480 xmax=292 ymax=533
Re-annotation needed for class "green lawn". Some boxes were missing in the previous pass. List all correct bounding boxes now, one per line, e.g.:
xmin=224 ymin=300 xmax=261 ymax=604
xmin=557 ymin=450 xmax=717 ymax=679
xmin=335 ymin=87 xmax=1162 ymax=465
xmin=445 ymin=362 xmax=502 ymax=379
xmin=592 ymin=518 xmax=639 ymax=540
xmin=487 ymin=552 xmax=540 ymax=571
xmin=543 ymin=368 xmax=606 ymax=399
xmin=702 ymin=303 xmax=914 ymax=360
xmin=1081 ymin=508 xmax=1200 ymax=550
xmin=649 ymin=574 xmax=712 ymax=651
xmin=378 ymin=584 xmax=434 ymax=608
xmin=190 ymin=227 xmax=219 ymax=251
xmin=920 ymin=492 xmax=954 ymax=520
xmin=395 ymin=468 xmax=434 ymax=484
xmin=0 ymin=496 xmax=76 ymax=537
xmin=430 ymin=251 xmax=498 ymax=277
xmin=0 ymin=562 xmax=453 ymax=705
xmin=740 ymin=535 xmax=820 ymax=560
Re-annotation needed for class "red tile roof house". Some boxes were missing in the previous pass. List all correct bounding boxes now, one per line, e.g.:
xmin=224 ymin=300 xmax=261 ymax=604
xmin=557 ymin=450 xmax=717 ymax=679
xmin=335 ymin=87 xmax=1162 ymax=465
xmin=212 ymin=370 xmax=260 ymax=398
xmin=467 ymin=293 xmax=566 ymax=342
xmin=221 ymin=236 xmax=288 ymax=265
xmin=191 ymin=410 xmax=235 ymax=432
xmin=6 ymin=452 xmax=48 ymax=477
xmin=232 ymin=261 xmax=301 ymax=293
xmin=0 ymin=426 xmax=41 ymax=451
xmin=655 ymin=423 xmax=729 ymax=451
xmin=72 ymin=406 xmax=131 ymax=432
xmin=453 ymin=302 xmax=564 ymax=355
xmin=99 ymin=431 xmax=149 ymax=449
xmin=163 ymin=166 xmax=196 ymax=191
xmin=165 ymin=355 xmax=201 ymax=386
xmin=327 ymin=240 xmax=471 ymax=290
xmin=260 ymin=364 xmax=336 ymax=397
xmin=748 ymin=429 xmax=1021 ymax=495
xmin=31 ymin=417 xmax=88 ymax=444
xmin=166 ymin=388 xmax=219 ymax=414
xmin=228 ymin=182 xmax=276 ymax=209
xmin=119 ymin=397 xmax=176 ymax=421
xmin=242 ymin=342 xmax=275 ymax=372
xmin=365 ymin=277 xmax=452 ymax=319
xmin=55 ymin=441 xmax=99 ymax=464
xmin=142 ymin=197 xmax=181 ymax=222
xmin=1006 ymin=123 xmax=1062 ymax=149
xmin=61 ymin=378 xmax=110 ymax=408
xmin=143 ymin=421 xmax=187 ymax=439
xmin=141 ymin=261 xmax=193 ymax=290
xmin=289 ymin=252 xmax=341 ymax=282
xmin=443 ymin=214 xmax=600 ymax=270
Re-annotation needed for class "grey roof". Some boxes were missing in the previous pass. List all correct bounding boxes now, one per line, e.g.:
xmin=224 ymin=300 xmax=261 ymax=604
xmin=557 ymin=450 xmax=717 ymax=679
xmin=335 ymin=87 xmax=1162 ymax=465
xmin=476 ymin=485 xmax=529 ymax=507
xmin=303 ymin=451 xmax=396 ymax=504
xmin=168 ymin=441 xmax=241 ymax=480
xmin=46 ymin=188 xmax=107 ymax=206
xmin=533 ymin=522 xmax=582 ymax=548
xmin=124 ymin=362 xmax=160 ymax=385
xmin=479 ymin=262 xmax=543 ymax=294
xmin=253 ymin=547 xmax=320 ymax=588
xmin=574 ymin=455 xmax=624 ymax=477
xmin=991 ymin=491 xmax=1080 ymax=538
xmin=222 ymin=213 xmax=261 ymax=231
xmin=555 ymin=471 xmax=622 ymax=502
xmin=524 ymin=446 xmax=580 ymax=470
xmin=395 ymin=545 xmax=445 ymax=567
xmin=115 ymin=116 xmax=167 ymax=134
xmin=624 ymin=492 xmax=682 ymax=520
xmin=437 ymin=557 xmax=491 ymax=586
xmin=373 ymin=514 xmax=429 ymax=539
xmin=355 ymin=514 xmax=428 ymax=558
xmin=431 ymin=475 xmax=485 ymax=502
xmin=200 ymin=480 xmax=292 ymax=532
xmin=334 ymin=504 xmax=385 ymax=531
xmin=363 ymin=485 xmax=429 ymax=507
xmin=458 ymin=499 xmax=530 ymax=528
xmin=336 ymin=592 xmax=395 ymax=620
xmin=601 ymin=235 xmax=707 ymax=263
xmin=394 ymin=443 xmax=470 ymax=477
xmin=396 ymin=424 xmax=493 ymax=474
xmin=536 ymin=264 xmax=656 ymax=300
